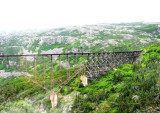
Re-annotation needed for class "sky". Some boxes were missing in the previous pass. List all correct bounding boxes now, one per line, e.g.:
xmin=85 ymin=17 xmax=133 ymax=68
xmin=0 ymin=0 xmax=159 ymax=30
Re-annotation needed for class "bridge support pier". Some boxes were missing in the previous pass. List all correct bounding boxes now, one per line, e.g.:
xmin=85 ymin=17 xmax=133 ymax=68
xmin=80 ymin=75 xmax=88 ymax=86
xmin=50 ymin=91 xmax=58 ymax=108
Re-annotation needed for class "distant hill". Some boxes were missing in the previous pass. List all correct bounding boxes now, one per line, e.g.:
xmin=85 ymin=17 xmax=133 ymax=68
xmin=0 ymin=22 xmax=160 ymax=55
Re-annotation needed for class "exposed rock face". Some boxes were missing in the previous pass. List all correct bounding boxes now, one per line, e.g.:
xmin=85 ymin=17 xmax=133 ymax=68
xmin=41 ymin=48 xmax=64 ymax=61
xmin=71 ymin=48 xmax=79 ymax=53
xmin=39 ymin=36 xmax=78 ymax=44
xmin=41 ymin=48 xmax=63 ymax=54
xmin=80 ymin=75 xmax=88 ymax=86
xmin=107 ymin=39 xmax=118 ymax=45
xmin=50 ymin=91 xmax=58 ymax=108
xmin=59 ymin=61 xmax=69 ymax=68
xmin=0 ymin=70 xmax=32 ymax=78
xmin=124 ymin=34 xmax=138 ymax=39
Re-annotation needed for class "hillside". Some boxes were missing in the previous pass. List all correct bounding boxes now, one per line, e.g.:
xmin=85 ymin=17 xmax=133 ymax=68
xmin=0 ymin=22 xmax=160 ymax=56
xmin=0 ymin=42 xmax=160 ymax=112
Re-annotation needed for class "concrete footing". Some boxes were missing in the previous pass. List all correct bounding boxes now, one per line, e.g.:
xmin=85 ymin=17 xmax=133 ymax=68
xmin=80 ymin=75 xmax=88 ymax=86
xmin=50 ymin=91 xmax=58 ymax=108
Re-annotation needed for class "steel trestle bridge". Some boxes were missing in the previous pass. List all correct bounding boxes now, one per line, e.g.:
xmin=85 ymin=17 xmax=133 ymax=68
xmin=0 ymin=51 xmax=142 ymax=92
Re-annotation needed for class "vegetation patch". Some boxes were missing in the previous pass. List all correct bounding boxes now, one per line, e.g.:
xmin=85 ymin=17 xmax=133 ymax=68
xmin=0 ymin=43 xmax=160 ymax=112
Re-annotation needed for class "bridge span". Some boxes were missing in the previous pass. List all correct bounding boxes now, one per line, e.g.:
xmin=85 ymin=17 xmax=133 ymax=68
xmin=0 ymin=51 xmax=142 ymax=92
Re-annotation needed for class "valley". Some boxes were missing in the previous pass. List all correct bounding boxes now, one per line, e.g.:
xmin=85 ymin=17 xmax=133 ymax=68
xmin=0 ymin=22 xmax=160 ymax=113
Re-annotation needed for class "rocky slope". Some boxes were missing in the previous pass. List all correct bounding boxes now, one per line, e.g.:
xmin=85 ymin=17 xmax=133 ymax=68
xmin=0 ymin=22 xmax=160 ymax=56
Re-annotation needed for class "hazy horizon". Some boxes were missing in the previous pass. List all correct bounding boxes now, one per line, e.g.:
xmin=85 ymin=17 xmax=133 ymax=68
xmin=0 ymin=0 xmax=160 ymax=31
